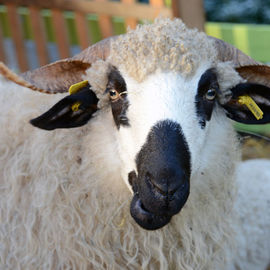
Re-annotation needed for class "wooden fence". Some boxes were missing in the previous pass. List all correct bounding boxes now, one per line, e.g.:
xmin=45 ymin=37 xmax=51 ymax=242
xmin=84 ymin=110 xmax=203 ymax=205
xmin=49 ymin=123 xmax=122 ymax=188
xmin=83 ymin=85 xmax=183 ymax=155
xmin=2 ymin=1 xmax=270 ymax=70
xmin=0 ymin=0 xmax=204 ymax=72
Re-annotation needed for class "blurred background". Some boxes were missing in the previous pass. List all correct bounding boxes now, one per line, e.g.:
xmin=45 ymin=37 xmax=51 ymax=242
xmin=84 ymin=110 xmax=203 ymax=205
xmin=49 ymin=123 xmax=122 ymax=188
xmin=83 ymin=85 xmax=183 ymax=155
xmin=0 ymin=0 xmax=270 ymax=158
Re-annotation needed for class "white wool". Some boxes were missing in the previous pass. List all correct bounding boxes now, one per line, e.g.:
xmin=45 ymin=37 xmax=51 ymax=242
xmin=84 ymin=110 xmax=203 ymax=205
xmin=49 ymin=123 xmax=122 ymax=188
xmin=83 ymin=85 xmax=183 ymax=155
xmin=0 ymin=77 xmax=238 ymax=270
xmin=228 ymin=159 xmax=270 ymax=270
xmin=1 ymin=76 xmax=267 ymax=270
xmin=215 ymin=62 xmax=245 ymax=104
xmin=109 ymin=18 xmax=217 ymax=82
xmin=0 ymin=18 xmax=269 ymax=270
xmin=84 ymin=60 xmax=111 ymax=108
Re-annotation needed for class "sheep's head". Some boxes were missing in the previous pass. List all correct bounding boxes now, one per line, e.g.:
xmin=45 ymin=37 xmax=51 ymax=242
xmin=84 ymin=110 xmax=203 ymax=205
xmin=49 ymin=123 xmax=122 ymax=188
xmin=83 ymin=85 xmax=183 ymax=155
xmin=2 ymin=19 xmax=270 ymax=230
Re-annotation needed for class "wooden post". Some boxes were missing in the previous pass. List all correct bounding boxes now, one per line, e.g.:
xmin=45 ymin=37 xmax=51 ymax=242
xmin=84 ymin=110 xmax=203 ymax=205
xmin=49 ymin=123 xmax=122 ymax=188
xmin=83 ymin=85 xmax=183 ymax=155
xmin=6 ymin=4 xmax=28 ymax=71
xmin=51 ymin=9 xmax=70 ymax=59
xmin=0 ymin=23 xmax=6 ymax=63
xmin=172 ymin=0 xmax=205 ymax=31
xmin=122 ymin=0 xmax=137 ymax=30
xmin=75 ymin=12 xmax=91 ymax=49
xmin=29 ymin=7 xmax=49 ymax=66
xmin=96 ymin=0 xmax=113 ymax=39
xmin=150 ymin=0 xmax=164 ymax=9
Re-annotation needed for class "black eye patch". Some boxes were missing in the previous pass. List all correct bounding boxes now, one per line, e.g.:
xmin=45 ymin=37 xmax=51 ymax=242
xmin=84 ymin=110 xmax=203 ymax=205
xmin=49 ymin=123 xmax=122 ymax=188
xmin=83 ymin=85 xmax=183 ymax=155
xmin=107 ymin=67 xmax=127 ymax=94
xmin=195 ymin=68 xmax=219 ymax=128
xmin=107 ymin=67 xmax=130 ymax=128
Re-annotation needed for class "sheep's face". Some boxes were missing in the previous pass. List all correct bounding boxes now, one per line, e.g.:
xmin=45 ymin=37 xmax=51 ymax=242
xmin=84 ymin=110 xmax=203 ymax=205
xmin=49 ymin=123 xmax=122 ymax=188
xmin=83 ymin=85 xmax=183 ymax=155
xmin=28 ymin=55 xmax=270 ymax=231
xmin=107 ymin=64 xmax=221 ymax=230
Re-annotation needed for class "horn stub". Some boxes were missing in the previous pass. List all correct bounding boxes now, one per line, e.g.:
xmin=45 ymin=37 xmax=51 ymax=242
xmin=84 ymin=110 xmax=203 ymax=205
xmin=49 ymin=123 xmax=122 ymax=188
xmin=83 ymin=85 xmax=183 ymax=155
xmin=209 ymin=36 xmax=260 ymax=67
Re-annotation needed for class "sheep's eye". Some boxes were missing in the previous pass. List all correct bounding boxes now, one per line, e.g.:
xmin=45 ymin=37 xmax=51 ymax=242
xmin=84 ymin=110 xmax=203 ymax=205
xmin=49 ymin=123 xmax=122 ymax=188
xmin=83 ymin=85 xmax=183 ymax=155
xmin=109 ymin=89 xmax=120 ymax=101
xmin=205 ymin=89 xmax=216 ymax=101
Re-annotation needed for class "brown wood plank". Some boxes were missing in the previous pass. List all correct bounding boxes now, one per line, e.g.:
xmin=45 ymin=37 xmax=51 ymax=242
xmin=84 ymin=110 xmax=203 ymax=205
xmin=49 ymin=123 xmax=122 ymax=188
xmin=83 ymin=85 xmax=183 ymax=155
xmin=122 ymin=0 xmax=137 ymax=30
xmin=172 ymin=0 xmax=205 ymax=31
xmin=124 ymin=18 xmax=137 ymax=30
xmin=149 ymin=0 xmax=164 ymax=20
xmin=6 ymin=4 xmax=28 ymax=72
xmin=0 ymin=23 xmax=6 ymax=63
xmin=96 ymin=0 xmax=113 ymax=39
xmin=51 ymin=9 xmax=70 ymax=59
xmin=74 ymin=12 xmax=90 ymax=49
xmin=29 ymin=7 xmax=49 ymax=66
xmin=149 ymin=0 xmax=164 ymax=8
xmin=98 ymin=15 xmax=113 ymax=39
xmin=0 ymin=0 xmax=172 ymax=20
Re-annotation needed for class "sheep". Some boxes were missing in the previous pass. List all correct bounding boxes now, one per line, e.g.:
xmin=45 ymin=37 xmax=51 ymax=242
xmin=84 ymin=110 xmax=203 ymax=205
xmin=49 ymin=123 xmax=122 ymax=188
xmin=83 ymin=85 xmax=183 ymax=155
xmin=0 ymin=18 xmax=269 ymax=270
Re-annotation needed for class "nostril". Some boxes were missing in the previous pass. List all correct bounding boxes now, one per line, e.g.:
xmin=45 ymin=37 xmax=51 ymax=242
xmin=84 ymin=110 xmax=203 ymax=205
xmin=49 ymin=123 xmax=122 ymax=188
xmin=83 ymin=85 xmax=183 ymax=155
xmin=168 ymin=186 xmax=179 ymax=196
xmin=145 ymin=172 xmax=181 ymax=196
xmin=145 ymin=172 xmax=167 ymax=196
xmin=140 ymin=169 xmax=190 ymax=217
xmin=145 ymin=172 xmax=186 ymax=197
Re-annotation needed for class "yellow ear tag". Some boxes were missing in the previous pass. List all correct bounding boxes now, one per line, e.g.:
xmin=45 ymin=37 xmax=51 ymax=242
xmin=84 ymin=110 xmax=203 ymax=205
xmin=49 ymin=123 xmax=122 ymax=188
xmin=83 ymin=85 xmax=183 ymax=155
xmin=68 ymin=80 xmax=88 ymax=112
xmin=68 ymin=80 xmax=89 ymax=95
xmin=238 ymin=95 xmax=264 ymax=120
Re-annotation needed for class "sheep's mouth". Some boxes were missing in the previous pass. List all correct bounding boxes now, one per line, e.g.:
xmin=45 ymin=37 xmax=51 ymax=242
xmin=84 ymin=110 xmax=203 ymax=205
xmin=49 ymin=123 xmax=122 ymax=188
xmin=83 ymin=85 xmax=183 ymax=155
xmin=128 ymin=120 xmax=191 ymax=230
xmin=129 ymin=171 xmax=171 ymax=230
xmin=128 ymin=170 xmax=189 ymax=230
xmin=130 ymin=194 xmax=172 ymax=230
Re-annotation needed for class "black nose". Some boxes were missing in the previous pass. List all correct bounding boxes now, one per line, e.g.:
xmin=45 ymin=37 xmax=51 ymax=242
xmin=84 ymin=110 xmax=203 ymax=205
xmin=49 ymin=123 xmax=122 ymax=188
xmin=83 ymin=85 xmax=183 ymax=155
xmin=140 ymin=167 xmax=189 ymax=216
xmin=145 ymin=168 xmax=184 ymax=197
xmin=130 ymin=120 xmax=191 ymax=230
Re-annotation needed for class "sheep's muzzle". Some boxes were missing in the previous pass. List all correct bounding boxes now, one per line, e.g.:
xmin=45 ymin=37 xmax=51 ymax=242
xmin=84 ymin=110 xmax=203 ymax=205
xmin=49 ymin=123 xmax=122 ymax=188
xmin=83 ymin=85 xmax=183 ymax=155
xmin=129 ymin=120 xmax=191 ymax=230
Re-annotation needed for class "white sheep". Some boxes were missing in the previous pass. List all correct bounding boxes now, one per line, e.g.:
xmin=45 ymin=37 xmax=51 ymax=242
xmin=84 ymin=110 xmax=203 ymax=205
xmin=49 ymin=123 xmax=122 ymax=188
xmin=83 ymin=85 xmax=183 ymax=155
xmin=0 ymin=18 xmax=269 ymax=270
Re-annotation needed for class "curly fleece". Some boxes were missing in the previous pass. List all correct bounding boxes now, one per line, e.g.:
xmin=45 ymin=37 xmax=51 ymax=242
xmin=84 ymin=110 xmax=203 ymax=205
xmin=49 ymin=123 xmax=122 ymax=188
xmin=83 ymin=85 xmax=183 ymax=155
xmin=0 ymin=80 xmax=239 ymax=269
xmin=0 ymin=19 xmax=266 ymax=270
xmin=86 ymin=19 xmax=243 ymax=107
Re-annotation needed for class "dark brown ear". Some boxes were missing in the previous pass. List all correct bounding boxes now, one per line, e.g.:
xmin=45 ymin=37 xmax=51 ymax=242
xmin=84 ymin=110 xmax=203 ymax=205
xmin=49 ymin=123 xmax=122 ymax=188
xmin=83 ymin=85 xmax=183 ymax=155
xmin=219 ymin=63 xmax=270 ymax=124
xmin=236 ymin=65 xmax=270 ymax=88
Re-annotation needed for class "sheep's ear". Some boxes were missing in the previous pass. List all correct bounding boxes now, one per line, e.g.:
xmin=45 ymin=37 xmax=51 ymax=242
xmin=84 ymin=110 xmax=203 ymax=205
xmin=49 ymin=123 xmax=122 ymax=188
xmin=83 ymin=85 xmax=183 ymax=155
xmin=0 ymin=60 xmax=91 ymax=94
xmin=236 ymin=65 xmax=270 ymax=89
xmin=222 ymin=82 xmax=270 ymax=124
xmin=1 ymin=37 xmax=114 ymax=93
xmin=30 ymin=83 xmax=98 ymax=130
xmin=222 ymin=65 xmax=270 ymax=124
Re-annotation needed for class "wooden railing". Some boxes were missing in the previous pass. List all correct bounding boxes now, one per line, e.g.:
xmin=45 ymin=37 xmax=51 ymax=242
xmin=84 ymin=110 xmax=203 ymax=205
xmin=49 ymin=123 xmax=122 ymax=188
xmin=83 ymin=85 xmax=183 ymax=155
xmin=0 ymin=0 xmax=171 ymax=72
xmin=0 ymin=0 xmax=205 ymax=72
